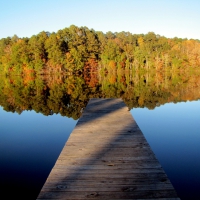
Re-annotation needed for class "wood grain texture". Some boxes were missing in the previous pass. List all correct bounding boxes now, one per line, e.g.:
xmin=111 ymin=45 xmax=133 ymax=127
xmin=37 ymin=98 xmax=180 ymax=200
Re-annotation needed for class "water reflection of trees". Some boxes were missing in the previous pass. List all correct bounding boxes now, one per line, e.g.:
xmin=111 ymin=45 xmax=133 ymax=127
xmin=0 ymin=70 xmax=200 ymax=119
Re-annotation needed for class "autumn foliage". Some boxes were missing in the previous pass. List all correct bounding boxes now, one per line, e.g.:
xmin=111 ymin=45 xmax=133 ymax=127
xmin=0 ymin=25 xmax=200 ymax=76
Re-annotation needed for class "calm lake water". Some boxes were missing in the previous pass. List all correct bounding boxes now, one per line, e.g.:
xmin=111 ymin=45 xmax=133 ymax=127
xmin=0 ymin=100 xmax=200 ymax=200
xmin=132 ymin=100 xmax=200 ymax=200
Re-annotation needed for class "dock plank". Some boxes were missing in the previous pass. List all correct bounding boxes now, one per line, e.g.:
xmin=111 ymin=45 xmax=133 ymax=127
xmin=37 ymin=98 xmax=180 ymax=200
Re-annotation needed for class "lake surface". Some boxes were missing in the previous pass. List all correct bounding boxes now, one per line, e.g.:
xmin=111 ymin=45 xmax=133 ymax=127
xmin=0 ymin=107 xmax=77 ymax=199
xmin=0 ymin=100 xmax=200 ymax=200
xmin=131 ymin=100 xmax=200 ymax=200
xmin=0 ymin=72 xmax=200 ymax=199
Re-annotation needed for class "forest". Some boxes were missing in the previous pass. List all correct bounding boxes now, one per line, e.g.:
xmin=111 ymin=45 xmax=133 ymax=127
xmin=0 ymin=25 xmax=200 ymax=75
xmin=1 ymin=25 xmax=200 ymax=119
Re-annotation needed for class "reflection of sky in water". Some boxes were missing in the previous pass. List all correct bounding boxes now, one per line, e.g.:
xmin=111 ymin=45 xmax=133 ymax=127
xmin=0 ymin=107 xmax=77 ymax=199
xmin=0 ymin=100 xmax=200 ymax=200
xmin=131 ymin=100 xmax=200 ymax=200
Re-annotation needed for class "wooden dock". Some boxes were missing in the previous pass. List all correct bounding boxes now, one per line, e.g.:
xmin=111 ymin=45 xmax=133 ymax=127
xmin=37 ymin=98 xmax=180 ymax=200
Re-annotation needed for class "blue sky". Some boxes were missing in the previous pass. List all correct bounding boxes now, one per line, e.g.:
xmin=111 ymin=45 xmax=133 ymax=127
xmin=0 ymin=0 xmax=200 ymax=40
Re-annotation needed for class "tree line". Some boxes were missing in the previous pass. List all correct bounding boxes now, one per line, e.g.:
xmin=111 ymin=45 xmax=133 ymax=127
xmin=0 ymin=25 xmax=200 ymax=75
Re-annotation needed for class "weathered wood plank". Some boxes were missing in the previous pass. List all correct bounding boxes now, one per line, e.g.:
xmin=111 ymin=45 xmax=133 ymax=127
xmin=37 ymin=98 xmax=180 ymax=200
xmin=37 ymin=190 xmax=178 ymax=199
